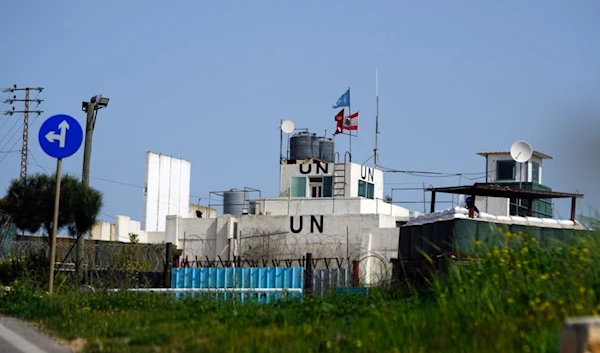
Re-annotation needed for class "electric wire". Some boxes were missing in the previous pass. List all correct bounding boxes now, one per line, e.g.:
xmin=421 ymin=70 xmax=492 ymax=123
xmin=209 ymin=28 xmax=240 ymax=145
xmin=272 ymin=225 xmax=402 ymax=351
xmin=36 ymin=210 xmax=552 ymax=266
xmin=0 ymin=113 xmax=42 ymax=166
xmin=27 ymin=161 xmax=204 ymax=204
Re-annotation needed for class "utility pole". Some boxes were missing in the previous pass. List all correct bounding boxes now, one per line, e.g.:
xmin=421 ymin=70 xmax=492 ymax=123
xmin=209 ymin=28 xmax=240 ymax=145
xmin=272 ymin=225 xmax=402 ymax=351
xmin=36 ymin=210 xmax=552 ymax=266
xmin=77 ymin=94 xmax=109 ymax=284
xmin=3 ymin=85 xmax=44 ymax=179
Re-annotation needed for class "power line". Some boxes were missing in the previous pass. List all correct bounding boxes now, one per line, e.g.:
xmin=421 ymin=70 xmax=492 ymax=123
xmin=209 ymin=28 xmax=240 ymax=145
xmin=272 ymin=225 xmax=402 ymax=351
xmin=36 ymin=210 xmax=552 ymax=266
xmin=27 ymin=161 xmax=204 ymax=200
xmin=0 ymin=114 xmax=23 ymax=147
xmin=28 ymin=149 xmax=49 ymax=174
xmin=0 ymin=132 xmax=23 ymax=166
xmin=2 ymin=85 xmax=44 ymax=179
xmin=0 ymin=113 xmax=43 ymax=170
xmin=379 ymin=165 xmax=491 ymax=181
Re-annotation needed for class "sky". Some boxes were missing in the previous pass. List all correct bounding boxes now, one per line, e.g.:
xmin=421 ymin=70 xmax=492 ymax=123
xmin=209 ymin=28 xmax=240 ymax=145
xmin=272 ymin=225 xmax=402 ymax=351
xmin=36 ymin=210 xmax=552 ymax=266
xmin=0 ymin=0 xmax=599 ymax=224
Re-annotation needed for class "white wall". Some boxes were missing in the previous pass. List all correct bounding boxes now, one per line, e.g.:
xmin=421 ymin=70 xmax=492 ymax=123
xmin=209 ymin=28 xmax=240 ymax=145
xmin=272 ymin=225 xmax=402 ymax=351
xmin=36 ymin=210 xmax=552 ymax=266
xmin=279 ymin=162 xmax=338 ymax=197
xmin=147 ymin=231 xmax=166 ymax=244
xmin=142 ymin=152 xmax=191 ymax=232
xmin=115 ymin=215 xmax=147 ymax=243
xmin=167 ymin=213 xmax=400 ymax=284
xmin=89 ymin=221 xmax=114 ymax=241
xmin=475 ymin=197 xmax=510 ymax=216
xmin=479 ymin=153 xmax=546 ymax=217
xmin=189 ymin=204 xmax=217 ymax=219
xmin=360 ymin=228 xmax=399 ymax=285
xmin=279 ymin=162 xmax=384 ymax=200
xmin=348 ymin=163 xmax=384 ymax=199
xmin=483 ymin=153 xmax=544 ymax=184
xmin=170 ymin=213 xmax=397 ymax=260
xmin=254 ymin=197 xmax=409 ymax=218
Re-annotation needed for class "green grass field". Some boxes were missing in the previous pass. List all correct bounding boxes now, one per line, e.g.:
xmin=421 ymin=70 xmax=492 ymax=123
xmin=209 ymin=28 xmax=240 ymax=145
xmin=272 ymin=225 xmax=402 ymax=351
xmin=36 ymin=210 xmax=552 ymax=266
xmin=2 ymin=227 xmax=600 ymax=352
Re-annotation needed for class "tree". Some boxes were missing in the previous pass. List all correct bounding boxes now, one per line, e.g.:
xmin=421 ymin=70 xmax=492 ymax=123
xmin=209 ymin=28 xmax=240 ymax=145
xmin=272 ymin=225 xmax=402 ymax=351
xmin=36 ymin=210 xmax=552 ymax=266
xmin=384 ymin=195 xmax=393 ymax=204
xmin=0 ymin=173 xmax=103 ymax=241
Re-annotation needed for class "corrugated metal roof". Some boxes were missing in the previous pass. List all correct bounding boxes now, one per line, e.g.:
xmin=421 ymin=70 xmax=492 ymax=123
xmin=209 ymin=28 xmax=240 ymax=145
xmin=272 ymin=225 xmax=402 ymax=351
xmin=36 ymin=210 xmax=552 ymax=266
xmin=427 ymin=183 xmax=581 ymax=199
xmin=476 ymin=151 xmax=553 ymax=159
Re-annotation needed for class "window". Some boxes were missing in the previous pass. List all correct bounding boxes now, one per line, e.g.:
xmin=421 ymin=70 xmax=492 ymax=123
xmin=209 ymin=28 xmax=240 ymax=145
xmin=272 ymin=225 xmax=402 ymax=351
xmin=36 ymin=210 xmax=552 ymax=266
xmin=496 ymin=160 xmax=516 ymax=181
xmin=290 ymin=177 xmax=306 ymax=197
xmin=358 ymin=180 xmax=375 ymax=199
xmin=323 ymin=176 xmax=333 ymax=197
xmin=531 ymin=161 xmax=540 ymax=183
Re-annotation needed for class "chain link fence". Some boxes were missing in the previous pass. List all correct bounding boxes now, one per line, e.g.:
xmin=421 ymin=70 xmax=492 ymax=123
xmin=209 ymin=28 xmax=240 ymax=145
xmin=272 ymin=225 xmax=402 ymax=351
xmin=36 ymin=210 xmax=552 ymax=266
xmin=5 ymin=240 xmax=168 ymax=288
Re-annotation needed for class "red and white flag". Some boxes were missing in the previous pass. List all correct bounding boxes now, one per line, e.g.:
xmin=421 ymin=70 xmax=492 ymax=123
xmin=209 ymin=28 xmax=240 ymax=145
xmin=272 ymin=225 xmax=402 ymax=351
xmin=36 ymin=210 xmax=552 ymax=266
xmin=343 ymin=111 xmax=358 ymax=131
xmin=334 ymin=109 xmax=344 ymax=134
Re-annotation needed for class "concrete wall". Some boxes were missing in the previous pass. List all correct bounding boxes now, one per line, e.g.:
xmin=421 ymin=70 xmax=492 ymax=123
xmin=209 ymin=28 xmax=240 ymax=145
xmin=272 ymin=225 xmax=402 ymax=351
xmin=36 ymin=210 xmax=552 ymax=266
xmin=279 ymin=162 xmax=343 ymax=197
xmin=170 ymin=213 xmax=395 ymax=260
xmin=479 ymin=152 xmax=546 ymax=217
xmin=475 ymin=196 xmax=510 ymax=216
xmin=279 ymin=162 xmax=384 ymax=199
xmin=255 ymin=197 xmax=409 ymax=218
xmin=360 ymin=228 xmax=400 ymax=285
xmin=89 ymin=221 xmax=114 ymax=241
xmin=147 ymin=231 xmax=166 ymax=244
xmin=483 ymin=153 xmax=544 ymax=184
xmin=188 ymin=204 xmax=217 ymax=219
xmin=167 ymin=213 xmax=400 ymax=285
xmin=90 ymin=217 xmax=169 ymax=244
xmin=348 ymin=163 xmax=384 ymax=199
xmin=115 ymin=215 xmax=147 ymax=243
xmin=142 ymin=152 xmax=191 ymax=232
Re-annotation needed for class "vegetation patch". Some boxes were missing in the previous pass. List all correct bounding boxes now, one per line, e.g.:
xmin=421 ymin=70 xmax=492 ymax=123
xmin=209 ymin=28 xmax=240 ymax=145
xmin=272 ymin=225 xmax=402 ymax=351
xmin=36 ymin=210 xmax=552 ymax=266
xmin=1 ymin=228 xmax=600 ymax=352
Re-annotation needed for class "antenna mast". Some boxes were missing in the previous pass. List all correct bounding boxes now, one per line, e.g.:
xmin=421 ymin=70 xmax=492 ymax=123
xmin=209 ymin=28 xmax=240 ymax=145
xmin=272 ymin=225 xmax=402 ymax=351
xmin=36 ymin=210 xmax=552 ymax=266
xmin=374 ymin=68 xmax=380 ymax=168
xmin=2 ymin=85 xmax=44 ymax=179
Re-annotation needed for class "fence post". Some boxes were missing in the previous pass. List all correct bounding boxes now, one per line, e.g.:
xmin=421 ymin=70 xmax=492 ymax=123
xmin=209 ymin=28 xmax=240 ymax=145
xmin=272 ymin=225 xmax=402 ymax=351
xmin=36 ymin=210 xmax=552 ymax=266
xmin=560 ymin=316 xmax=600 ymax=352
xmin=352 ymin=260 xmax=360 ymax=287
xmin=304 ymin=252 xmax=313 ymax=295
xmin=164 ymin=242 xmax=173 ymax=288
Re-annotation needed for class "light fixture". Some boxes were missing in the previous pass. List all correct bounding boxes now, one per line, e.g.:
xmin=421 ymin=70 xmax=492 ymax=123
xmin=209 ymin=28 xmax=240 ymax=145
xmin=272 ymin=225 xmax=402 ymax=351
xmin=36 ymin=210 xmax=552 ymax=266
xmin=82 ymin=94 xmax=110 ymax=112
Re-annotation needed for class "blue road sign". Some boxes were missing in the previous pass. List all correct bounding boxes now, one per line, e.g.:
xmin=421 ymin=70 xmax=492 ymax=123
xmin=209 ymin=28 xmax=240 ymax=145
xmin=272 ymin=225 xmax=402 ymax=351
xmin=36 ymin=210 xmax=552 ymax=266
xmin=38 ymin=114 xmax=83 ymax=159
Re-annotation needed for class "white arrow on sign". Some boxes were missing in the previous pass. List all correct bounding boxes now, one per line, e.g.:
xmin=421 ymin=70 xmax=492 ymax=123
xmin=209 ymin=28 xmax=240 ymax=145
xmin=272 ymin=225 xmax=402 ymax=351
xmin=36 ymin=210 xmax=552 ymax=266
xmin=45 ymin=120 xmax=70 ymax=148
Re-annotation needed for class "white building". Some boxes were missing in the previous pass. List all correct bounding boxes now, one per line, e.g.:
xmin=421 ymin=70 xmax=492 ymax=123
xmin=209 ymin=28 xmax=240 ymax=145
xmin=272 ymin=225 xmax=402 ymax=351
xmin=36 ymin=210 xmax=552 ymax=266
xmin=89 ymin=136 xmax=411 ymax=285
xmin=474 ymin=150 xmax=554 ymax=218
xmin=167 ymin=157 xmax=410 ymax=285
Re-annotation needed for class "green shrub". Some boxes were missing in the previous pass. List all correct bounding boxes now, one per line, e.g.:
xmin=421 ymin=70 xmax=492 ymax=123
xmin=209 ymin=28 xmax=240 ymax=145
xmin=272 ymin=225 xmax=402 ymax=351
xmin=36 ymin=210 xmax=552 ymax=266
xmin=0 ymin=227 xmax=599 ymax=352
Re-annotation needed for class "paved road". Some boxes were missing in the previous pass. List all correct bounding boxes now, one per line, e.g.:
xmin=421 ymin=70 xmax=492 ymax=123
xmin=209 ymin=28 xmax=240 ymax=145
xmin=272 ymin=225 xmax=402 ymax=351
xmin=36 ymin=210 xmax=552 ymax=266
xmin=0 ymin=316 xmax=72 ymax=353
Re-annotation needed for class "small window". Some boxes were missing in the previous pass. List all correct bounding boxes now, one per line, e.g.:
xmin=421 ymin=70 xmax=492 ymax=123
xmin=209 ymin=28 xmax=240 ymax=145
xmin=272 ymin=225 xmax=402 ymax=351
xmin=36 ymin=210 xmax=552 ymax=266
xmin=291 ymin=177 xmax=306 ymax=197
xmin=358 ymin=180 xmax=375 ymax=199
xmin=496 ymin=160 xmax=516 ymax=181
xmin=531 ymin=162 xmax=540 ymax=183
xmin=323 ymin=176 xmax=333 ymax=197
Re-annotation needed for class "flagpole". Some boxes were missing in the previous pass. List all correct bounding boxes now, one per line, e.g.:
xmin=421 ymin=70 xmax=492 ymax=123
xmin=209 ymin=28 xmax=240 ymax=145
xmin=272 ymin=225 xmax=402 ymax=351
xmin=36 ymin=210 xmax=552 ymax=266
xmin=348 ymin=86 xmax=352 ymax=159
xmin=279 ymin=119 xmax=283 ymax=192
xmin=374 ymin=68 xmax=379 ymax=169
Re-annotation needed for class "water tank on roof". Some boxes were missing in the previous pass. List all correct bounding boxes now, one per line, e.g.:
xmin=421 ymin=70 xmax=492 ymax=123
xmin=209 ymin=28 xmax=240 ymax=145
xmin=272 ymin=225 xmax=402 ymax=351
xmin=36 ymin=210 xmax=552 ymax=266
xmin=317 ymin=137 xmax=335 ymax=163
xmin=223 ymin=189 xmax=248 ymax=216
xmin=290 ymin=132 xmax=316 ymax=160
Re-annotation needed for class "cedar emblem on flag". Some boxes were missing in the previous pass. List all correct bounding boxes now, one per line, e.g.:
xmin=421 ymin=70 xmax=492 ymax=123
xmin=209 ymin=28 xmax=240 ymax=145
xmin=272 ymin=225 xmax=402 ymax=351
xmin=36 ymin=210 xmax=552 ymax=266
xmin=334 ymin=110 xmax=358 ymax=134
xmin=343 ymin=111 xmax=359 ymax=131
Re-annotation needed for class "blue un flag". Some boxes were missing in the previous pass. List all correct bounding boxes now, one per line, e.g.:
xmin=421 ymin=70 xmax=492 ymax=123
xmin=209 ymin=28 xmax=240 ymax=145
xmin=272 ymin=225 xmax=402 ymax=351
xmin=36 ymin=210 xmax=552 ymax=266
xmin=332 ymin=89 xmax=350 ymax=109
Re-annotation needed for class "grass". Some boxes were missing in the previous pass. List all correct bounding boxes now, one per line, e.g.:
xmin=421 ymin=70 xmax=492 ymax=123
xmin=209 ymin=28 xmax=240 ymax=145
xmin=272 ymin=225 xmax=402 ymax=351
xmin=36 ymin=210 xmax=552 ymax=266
xmin=2 ymin=227 xmax=600 ymax=352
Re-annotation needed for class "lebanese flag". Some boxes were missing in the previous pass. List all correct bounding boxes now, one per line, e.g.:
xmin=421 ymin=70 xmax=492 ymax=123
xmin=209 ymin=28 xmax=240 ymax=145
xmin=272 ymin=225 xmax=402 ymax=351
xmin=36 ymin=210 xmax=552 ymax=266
xmin=334 ymin=109 xmax=344 ymax=134
xmin=343 ymin=111 xmax=359 ymax=131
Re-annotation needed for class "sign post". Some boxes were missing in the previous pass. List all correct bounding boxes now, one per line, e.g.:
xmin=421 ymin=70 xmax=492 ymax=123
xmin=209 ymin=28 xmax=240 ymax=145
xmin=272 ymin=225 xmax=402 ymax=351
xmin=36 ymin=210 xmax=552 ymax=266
xmin=38 ymin=114 xmax=83 ymax=294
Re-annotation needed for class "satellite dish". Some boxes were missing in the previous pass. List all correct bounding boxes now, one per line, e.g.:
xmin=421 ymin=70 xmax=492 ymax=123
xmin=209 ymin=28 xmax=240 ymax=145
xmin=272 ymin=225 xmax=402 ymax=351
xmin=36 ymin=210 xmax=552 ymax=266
xmin=510 ymin=140 xmax=533 ymax=163
xmin=281 ymin=120 xmax=295 ymax=134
